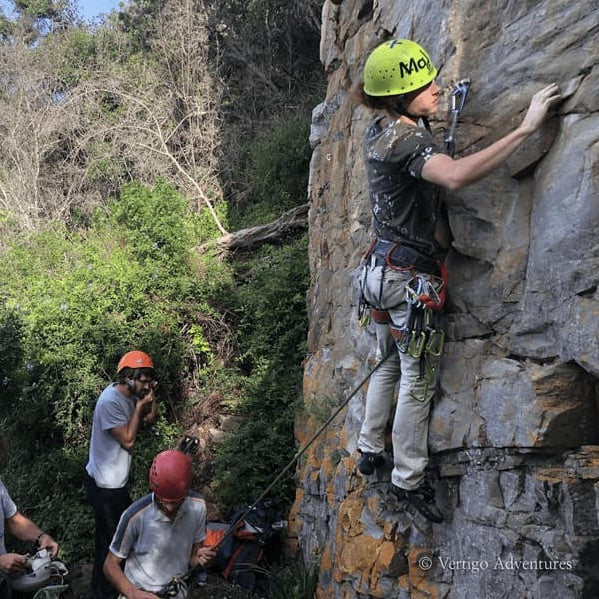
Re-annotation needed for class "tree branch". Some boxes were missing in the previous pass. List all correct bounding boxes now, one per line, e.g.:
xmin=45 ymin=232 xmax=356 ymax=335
xmin=202 ymin=203 xmax=309 ymax=255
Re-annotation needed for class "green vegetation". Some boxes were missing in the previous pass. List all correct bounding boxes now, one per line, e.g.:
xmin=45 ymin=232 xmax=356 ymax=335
xmin=215 ymin=237 xmax=309 ymax=512
xmin=257 ymin=553 xmax=320 ymax=599
xmin=231 ymin=115 xmax=312 ymax=228
xmin=0 ymin=182 xmax=233 ymax=561
xmin=0 ymin=0 xmax=324 ymax=578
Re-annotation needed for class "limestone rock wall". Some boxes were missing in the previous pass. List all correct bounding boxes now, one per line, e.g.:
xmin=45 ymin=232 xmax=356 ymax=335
xmin=291 ymin=1 xmax=599 ymax=597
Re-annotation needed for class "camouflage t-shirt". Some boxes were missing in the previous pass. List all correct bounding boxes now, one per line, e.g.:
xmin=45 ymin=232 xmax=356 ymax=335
xmin=364 ymin=116 xmax=444 ymax=256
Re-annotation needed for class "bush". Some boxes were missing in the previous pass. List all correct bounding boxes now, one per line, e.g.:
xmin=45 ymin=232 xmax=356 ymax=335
xmin=231 ymin=115 xmax=311 ymax=228
xmin=214 ymin=236 xmax=309 ymax=512
xmin=0 ymin=179 xmax=310 ymax=562
xmin=259 ymin=553 xmax=320 ymax=599
xmin=0 ymin=181 xmax=232 ymax=562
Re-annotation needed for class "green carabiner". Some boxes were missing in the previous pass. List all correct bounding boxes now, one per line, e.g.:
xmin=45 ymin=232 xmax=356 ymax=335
xmin=407 ymin=331 xmax=427 ymax=358
xmin=426 ymin=329 xmax=445 ymax=357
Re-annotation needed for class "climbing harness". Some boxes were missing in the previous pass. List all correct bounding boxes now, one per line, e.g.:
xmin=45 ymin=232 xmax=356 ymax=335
xmin=358 ymin=238 xmax=442 ymax=325
xmin=444 ymin=78 xmax=471 ymax=157
xmin=358 ymin=237 xmax=447 ymax=402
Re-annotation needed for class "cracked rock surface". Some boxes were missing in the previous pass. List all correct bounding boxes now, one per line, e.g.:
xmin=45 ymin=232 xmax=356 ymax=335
xmin=291 ymin=1 xmax=599 ymax=597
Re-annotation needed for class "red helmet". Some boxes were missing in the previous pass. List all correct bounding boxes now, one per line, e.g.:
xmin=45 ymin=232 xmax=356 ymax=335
xmin=149 ymin=450 xmax=192 ymax=502
xmin=117 ymin=351 xmax=154 ymax=373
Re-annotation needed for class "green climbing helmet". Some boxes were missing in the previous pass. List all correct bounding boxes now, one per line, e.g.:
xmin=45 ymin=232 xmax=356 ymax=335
xmin=363 ymin=39 xmax=437 ymax=97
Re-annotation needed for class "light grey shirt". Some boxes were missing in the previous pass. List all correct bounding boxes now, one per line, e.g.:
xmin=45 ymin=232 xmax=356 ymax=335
xmin=109 ymin=492 xmax=207 ymax=593
xmin=86 ymin=384 xmax=136 ymax=488
xmin=0 ymin=478 xmax=18 ymax=554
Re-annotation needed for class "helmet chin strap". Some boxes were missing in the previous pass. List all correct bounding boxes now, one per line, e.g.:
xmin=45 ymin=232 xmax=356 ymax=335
xmin=156 ymin=496 xmax=184 ymax=519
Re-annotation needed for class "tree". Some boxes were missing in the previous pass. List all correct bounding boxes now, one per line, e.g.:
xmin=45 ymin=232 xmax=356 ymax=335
xmin=0 ymin=34 xmax=83 ymax=228
xmin=204 ymin=0 xmax=324 ymax=215
xmin=0 ymin=0 xmax=226 ymax=232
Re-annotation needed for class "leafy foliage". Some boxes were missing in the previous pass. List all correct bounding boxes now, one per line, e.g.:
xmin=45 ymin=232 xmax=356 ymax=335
xmin=257 ymin=553 xmax=320 ymax=599
xmin=0 ymin=181 xmax=233 ymax=562
xmin=0 ymin=0 xmax=319 ymax=578
xmin=214 ymin=237 xmax=309 ymax=512
xmin=231 ymin=115 xmax=311 ymax=228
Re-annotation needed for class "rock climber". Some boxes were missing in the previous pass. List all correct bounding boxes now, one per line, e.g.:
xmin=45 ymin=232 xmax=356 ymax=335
xmin=352 ymin=39 xmax=560 ymax=522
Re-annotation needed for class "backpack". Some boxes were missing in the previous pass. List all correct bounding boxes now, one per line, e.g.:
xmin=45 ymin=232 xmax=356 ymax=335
xmin=32 ymin=586 xmax=70 ymax=599
xmin=210 ymin=499 xmax=287 ymax=591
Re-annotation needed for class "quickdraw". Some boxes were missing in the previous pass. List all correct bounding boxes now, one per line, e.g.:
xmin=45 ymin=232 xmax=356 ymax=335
xmin=444 ymin=78 xmax=471 ymax=158
xmin=405 ymin=264 xmax=447 ymax=312
xmin=393 ymin=269 xmax=447 ymax=400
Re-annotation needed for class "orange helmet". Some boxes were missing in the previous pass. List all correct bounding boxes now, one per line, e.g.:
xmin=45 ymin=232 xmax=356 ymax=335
xmin=117 ymin=351 xmax=154 ymax=373
xmin=149 ymin=450 xmax=192 ymax=503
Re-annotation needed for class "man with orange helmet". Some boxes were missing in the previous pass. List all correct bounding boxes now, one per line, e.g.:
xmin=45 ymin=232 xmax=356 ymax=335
xmin=86 ymin=351 xmax=158 ymax=599
xmin=104 ymin=450 xmax=216 ymax=599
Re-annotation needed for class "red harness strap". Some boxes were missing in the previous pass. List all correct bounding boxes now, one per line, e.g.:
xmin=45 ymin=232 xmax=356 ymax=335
xmin=417 ymin=262 xmax=448 ymax=311
xmin=371 ymin=309 xmax=391 ymax=324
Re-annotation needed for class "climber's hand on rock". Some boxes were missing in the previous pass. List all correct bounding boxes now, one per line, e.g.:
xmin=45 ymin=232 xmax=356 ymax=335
xmin=520 ymin=83 xmax=561 ymax=134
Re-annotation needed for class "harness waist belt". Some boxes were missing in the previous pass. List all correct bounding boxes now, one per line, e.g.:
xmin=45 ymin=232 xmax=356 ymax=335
xmin=372 ymin=239 xmax=439 ymax=275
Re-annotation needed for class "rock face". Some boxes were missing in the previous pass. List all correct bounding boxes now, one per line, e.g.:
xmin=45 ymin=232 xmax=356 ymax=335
xmin=290 ymin=1 xmax=599 ymax=597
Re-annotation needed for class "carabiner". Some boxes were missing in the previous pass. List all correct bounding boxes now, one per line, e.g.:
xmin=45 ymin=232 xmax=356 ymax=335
xmin=407 ymin=331 xmax=427 ymax=358
xmin=425 ymin=330 xmax=445 ymax=357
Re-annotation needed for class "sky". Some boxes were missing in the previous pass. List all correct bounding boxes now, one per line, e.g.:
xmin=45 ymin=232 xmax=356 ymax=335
xmin=77 ymin=0 xmax=124 ymax=22
xmin=0 ymin=0 xmax=126 ymax=22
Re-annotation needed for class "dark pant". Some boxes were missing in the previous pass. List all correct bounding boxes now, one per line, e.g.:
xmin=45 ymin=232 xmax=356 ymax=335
xmin=85 ymin=473 xmax=131 ymax=599
xmin=0 ymin=573 xmax=12 ymax=599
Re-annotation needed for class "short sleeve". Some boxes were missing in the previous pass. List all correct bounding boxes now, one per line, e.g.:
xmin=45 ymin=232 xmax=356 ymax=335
xmin=189 ymin=494 xmax=207 ymax=544
xmin=366 ymin=118 xmax=442 ymax=180
xmin=109 ymin=503 xmax=139 ymax=559
xmin=394 ymin=128 xmax=441 ymax=179
xmin=0 ymin=479 xmax=17 ymax=520
xmin=98 ymin=391 xmax=130 ymax=432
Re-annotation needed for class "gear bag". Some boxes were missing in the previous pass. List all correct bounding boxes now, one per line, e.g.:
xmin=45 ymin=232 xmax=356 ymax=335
xmin=210 ymin=499 xmax=287 ymax=591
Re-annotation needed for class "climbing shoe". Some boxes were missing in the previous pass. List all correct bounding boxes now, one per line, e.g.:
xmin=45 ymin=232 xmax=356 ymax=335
xmin=357 ymin=452 xmax=384 ymax=475
xmin=390 ymin=482 xmax=444 ymax=523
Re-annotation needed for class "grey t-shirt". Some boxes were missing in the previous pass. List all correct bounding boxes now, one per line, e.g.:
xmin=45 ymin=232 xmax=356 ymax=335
xmin=364 ymin=115 xmax=444 ymax=256
xmin=0 ymin=478 xmax=18 ymax=554
xmin=109 ymin=492 xmax=207 ymax=593
xmin=86 ymin=384 xmax=136 ymax=488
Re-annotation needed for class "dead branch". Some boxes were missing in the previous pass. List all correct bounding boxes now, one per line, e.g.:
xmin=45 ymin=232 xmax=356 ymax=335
xmin=203 ymin=203 xmax=309 ymax=255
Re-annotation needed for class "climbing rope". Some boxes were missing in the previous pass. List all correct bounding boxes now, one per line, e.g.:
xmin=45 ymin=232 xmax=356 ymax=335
xmin=159 ymin=81 xmax=473 ymax=592
xmin=220 ymin=345 xmax=395 ymax=540
xmin=158 ymin=347 xmax=395 ymax=595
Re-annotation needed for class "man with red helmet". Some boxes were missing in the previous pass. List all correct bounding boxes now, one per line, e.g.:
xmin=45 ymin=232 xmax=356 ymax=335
xmin=86 ymin=351 xmax=158 ymax=599
xmin=104 ymin=450 xmax=216 ymax=599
